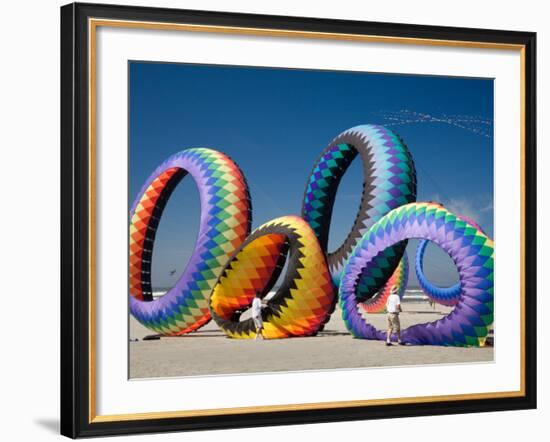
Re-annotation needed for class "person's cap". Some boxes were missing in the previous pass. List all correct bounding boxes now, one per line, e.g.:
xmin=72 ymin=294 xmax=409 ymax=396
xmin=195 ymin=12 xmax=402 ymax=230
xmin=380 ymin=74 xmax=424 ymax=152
xmin=390 ymin=286 xmax=398 ymax=294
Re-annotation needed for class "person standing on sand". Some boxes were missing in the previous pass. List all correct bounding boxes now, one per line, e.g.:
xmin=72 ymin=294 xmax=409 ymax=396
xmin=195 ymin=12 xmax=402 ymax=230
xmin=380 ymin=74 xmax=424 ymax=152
xmin=386 ymin=286 xmax=404 ymax=346
xmin=251 ymin=292 xmax=265 ymax=340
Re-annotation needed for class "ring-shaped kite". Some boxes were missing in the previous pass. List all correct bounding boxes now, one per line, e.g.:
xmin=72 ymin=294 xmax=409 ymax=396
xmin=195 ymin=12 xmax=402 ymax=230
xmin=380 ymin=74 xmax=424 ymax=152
xmin=415 ymin=212 xmax=487 ymax=307
xmin=339 ymin=202 xmax=494 ymax=346
xmin=129 ymin=148 xmax=251 ymax=336
xmin=302 ymin=124 xmax=416 ymax=306
xmin=209 ymin=215 xmax=335 ymax=339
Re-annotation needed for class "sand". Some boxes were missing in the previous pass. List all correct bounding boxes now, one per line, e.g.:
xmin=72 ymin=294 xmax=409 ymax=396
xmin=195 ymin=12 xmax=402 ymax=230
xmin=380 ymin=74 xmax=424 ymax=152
xmin=129 ymin=301 xmax=493 ymax=379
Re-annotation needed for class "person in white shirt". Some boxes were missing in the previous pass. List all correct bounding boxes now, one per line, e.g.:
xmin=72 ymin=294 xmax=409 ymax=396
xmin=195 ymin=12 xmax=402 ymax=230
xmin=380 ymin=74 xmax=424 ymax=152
xmin=385 ymin=286 xmax=404 ymax=346
xmin=251 ymin=292 xmax=264 ymax=340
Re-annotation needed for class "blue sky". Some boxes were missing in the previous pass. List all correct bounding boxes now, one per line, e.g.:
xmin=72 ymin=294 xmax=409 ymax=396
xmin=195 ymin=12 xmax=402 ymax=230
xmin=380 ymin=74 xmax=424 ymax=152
xmin=129 ymin=61 xmax=493 ymax=289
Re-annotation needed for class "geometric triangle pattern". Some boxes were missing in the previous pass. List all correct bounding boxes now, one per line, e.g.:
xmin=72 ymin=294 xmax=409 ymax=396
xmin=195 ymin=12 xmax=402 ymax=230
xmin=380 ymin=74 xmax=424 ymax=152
xmin=129 ymin=167 xmax=183 ymax=302
xmin=301 ymin=124 xmax=417 ymax=310
xmin=128 ymin=148 xmax=251 ymax=336
xmin=209 ymin=215 xmax=335 ymax=339
xmin=339 ymin=202 xmax=494 ymax=347
xmin=415 ymin=211 xmax=487 ymax=307
xmin=357 ymin=251 xmax=409 ymax=314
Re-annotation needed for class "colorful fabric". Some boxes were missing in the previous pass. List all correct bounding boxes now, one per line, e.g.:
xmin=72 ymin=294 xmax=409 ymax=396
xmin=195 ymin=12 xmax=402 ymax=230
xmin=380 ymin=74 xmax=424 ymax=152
xmin=340 ymin=202 xmax=494 ymax=346
xmin=129 ymin=148 xmax=251 ymax=335
xmin=357 ymin=253 xmax=408 ymax=314
xmin=301 ymin=124 xmax=416 ymax=308
xmin=210 ymin=215 xmax=335 ymax=339
xmin=415 ymin=212 xmax=487 ymax=306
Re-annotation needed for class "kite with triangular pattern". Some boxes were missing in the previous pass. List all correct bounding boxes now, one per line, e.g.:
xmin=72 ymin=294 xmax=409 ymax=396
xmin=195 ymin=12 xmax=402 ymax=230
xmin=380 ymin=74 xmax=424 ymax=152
xmin=209 ymin=215 xmax=335 ymax=339
xmin=340 ymin=202 xmax=494 ymax=347
xmin=129 ymin=148 xmax=251 ymax=336
xmin=301 ymin=124 xmax=416 ymax=319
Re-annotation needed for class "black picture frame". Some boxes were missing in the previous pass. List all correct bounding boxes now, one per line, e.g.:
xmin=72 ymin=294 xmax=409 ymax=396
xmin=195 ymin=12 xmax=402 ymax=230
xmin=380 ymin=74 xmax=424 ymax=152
xmin=60 ymin=2 xmax=537 ymax=438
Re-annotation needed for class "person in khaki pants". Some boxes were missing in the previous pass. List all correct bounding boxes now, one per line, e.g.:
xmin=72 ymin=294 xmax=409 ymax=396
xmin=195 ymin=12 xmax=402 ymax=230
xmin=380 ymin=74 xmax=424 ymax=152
xmin=385 ymin=286 xmax=404 ymax=346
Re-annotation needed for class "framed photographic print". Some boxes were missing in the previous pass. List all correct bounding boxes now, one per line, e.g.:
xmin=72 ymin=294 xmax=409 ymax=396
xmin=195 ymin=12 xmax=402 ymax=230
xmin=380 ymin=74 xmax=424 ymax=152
xmin=60 ymin=2 xmax=537 ymax=438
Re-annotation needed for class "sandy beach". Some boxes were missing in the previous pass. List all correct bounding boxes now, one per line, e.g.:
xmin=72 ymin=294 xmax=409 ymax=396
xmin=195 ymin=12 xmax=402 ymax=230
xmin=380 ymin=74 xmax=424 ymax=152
xmin=129 ymin=298 xmax=493 ymax=379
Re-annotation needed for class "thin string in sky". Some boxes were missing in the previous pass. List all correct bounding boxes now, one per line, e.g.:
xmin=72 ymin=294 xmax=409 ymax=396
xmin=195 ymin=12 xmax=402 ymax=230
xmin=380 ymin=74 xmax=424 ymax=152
xmin=374 ymin=109 xmax=493 ymax=139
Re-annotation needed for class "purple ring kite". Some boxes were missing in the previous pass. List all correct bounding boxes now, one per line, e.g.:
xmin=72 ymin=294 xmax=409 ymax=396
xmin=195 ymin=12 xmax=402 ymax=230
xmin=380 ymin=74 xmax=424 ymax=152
xmin=129 ymin=148 xmax=251 ymax=336
xmin=340 ymin=202 xmax=494 ymax=346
